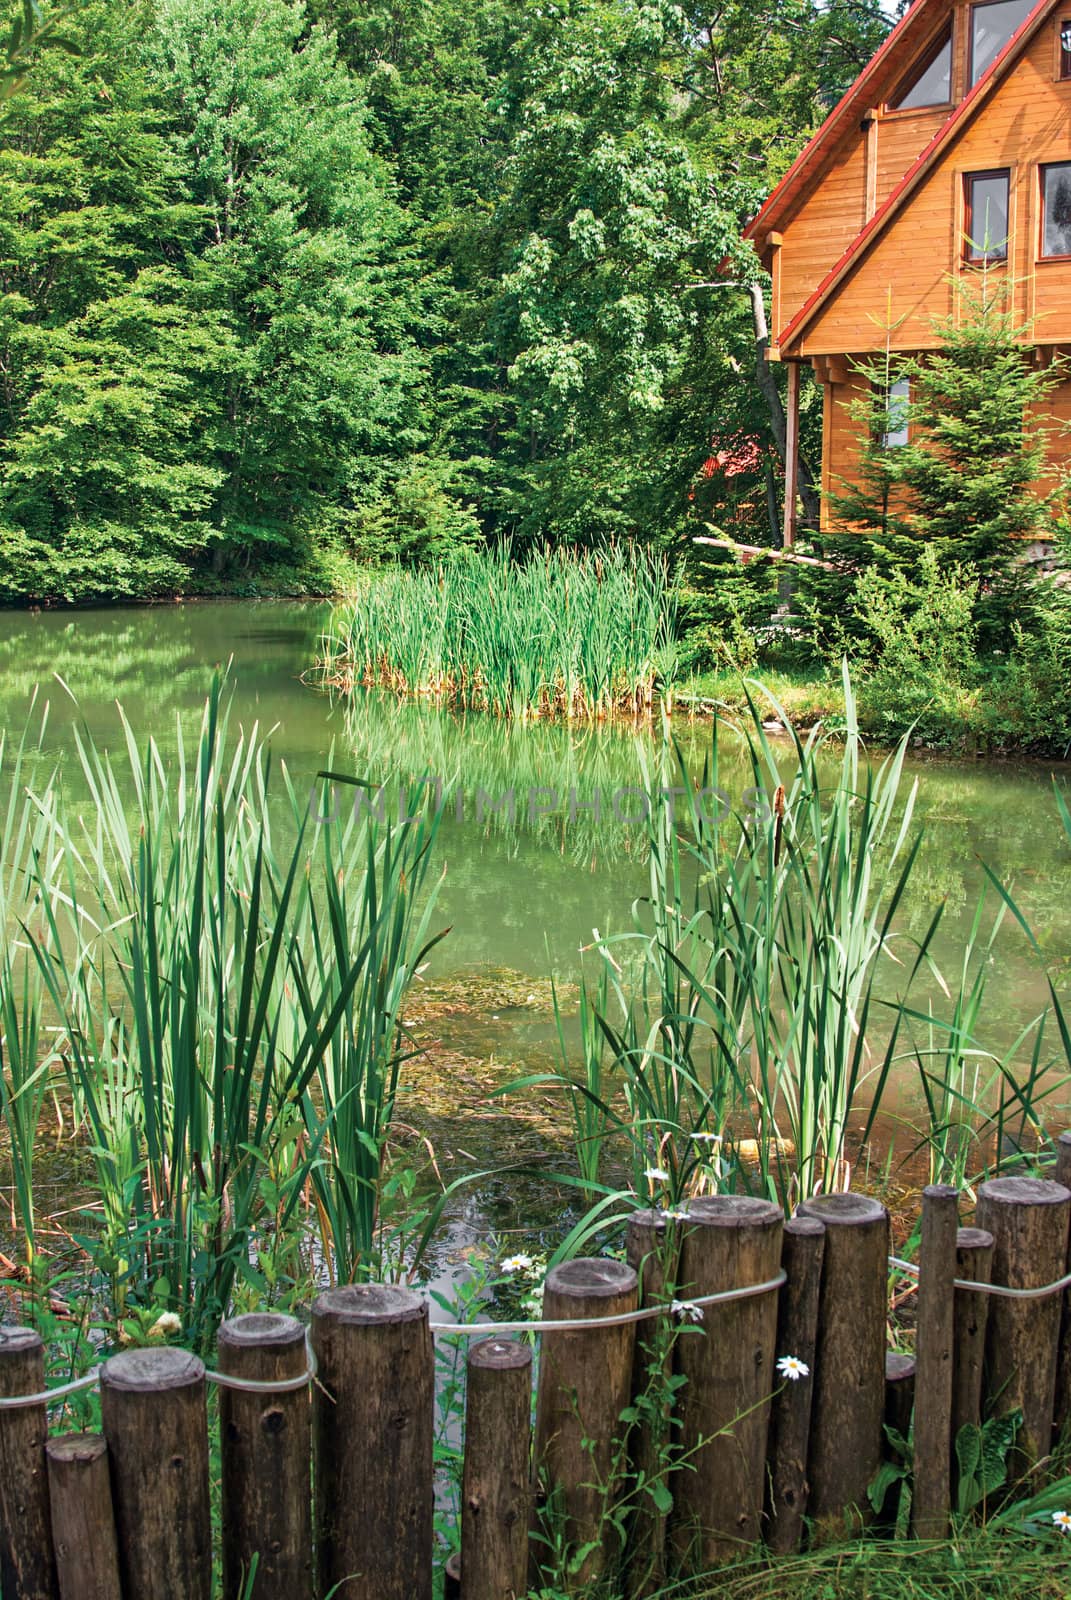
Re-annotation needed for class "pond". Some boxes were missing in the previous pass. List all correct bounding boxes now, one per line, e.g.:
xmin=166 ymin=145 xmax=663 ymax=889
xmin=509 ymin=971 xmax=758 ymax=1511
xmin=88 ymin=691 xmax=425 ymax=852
xmin=1 ymin=599 xmax=1069 ymax=1257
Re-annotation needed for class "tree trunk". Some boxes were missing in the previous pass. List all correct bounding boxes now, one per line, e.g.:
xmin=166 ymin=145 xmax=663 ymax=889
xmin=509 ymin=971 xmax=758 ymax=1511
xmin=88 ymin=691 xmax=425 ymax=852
xmin=749 ymin=284 xmax=820 ymax=532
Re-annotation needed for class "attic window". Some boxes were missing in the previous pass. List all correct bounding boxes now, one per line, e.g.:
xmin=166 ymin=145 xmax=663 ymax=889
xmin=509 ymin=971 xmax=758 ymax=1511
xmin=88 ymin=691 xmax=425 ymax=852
xmin=970 ymin=0 xmax=1035 ymax=85
xmin=890 ymin=28 xmax=953 ymax=109
xmin=1061 ymin=20 xmax=1071 ymax=75
xmin=964 ymin=170 xmax=1010 ymax=262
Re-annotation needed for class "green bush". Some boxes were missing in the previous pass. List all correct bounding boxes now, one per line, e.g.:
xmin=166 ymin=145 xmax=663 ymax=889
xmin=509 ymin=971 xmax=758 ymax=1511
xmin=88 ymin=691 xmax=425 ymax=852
xmin=678 ymin=549 xmax=782 ymax=674
xmin=979 ymin=580 xmax=1071 ymax=753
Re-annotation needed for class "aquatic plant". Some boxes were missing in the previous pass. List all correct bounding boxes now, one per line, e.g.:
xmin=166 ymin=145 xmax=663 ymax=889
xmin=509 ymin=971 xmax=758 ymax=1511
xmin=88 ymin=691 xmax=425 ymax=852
xmin=318 ymin=542 xmax=680 ymax=722
xmin=714 ymin=668 xmax=927 ymax=1202
xmin=1 ymin=676 xmax=446 ymax=1343
xmin=550 ymin=666 xmax=1071 ymax=1212
xmin=285 ymin=769 xmax=447 ymax=1283
xmin=0 ymin=695 xmax=58 ymax=1276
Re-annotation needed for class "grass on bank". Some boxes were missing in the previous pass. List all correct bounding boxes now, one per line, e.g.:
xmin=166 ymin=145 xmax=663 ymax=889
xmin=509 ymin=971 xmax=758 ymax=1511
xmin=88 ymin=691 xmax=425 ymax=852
xmin=666 ymin=1529 xmax=1071 ymax=1600
xmin=314 ymin=542 xmax=1071 ymax=754
xmin=679 ymin=665 xmax=846 ymax=731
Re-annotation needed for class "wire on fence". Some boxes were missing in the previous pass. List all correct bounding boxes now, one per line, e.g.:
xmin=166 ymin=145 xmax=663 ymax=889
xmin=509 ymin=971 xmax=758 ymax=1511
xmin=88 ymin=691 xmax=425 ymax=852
xmin=6 ymin=1251 xmax=1071 ymax=1412
xmin=427 ymin=1268 xmax=788 ymax=1336
xmin=888 ymin=1255 xmax=1071 ymax=1300
xmin=0 ymin=1274 xmax=787 ymax=1409
xmin=0 ymin=1330 xmax=321 ymax=1410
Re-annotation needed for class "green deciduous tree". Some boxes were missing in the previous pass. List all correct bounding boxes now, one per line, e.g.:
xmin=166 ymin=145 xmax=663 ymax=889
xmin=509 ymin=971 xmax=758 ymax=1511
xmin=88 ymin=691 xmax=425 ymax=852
xmin=0 ymin=0 xmax=898 ymax=597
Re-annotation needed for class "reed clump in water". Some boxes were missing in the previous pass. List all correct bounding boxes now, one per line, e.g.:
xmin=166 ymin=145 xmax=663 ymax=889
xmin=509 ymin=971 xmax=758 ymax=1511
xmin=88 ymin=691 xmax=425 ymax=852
xmin=318 ymin=542 xmax=680 ymax=722
xmin=0 ymin=674 xmax=448 ymax=1347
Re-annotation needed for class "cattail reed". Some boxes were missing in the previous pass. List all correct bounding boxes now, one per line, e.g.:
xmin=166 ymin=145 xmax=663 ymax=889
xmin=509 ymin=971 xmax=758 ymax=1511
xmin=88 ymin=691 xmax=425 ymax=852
xmin=317 ymin=542 xmax=679 ymax=723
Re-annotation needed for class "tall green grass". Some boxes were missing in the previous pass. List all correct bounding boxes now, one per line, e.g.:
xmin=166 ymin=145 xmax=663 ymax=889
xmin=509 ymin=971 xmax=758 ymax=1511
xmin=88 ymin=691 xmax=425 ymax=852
xmin=0 ymin=695 xmax=59 ymax=1276
xmin=0 ymin=676 xmax=446 ymax=1344
xmin=547 ymin=666 xmax=1071 ymax=1212
xmin=319 ymin=542 xmax=680 ymax=721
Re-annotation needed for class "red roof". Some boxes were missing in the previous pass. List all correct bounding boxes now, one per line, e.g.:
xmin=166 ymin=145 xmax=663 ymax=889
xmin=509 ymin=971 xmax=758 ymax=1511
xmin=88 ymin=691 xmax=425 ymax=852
xmin=743 ymin=0 xmax=955 ymax=249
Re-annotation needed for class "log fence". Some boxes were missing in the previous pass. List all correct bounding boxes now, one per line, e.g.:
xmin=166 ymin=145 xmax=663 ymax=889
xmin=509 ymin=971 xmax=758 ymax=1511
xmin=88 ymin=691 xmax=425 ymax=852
xmin=1 ymin=1174 xmax=1071 ymax=1598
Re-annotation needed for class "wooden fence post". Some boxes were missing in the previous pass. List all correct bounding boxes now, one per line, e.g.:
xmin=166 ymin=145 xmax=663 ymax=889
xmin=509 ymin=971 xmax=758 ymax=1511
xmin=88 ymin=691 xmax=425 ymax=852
xmin=976 ymin=1176 xmax=1070 ymax=1475
xmin=670 ymin=1195 xmax=783 ymax=1570
xmin=99 ymin=1346 xmax=212 ymax=1600
xmin=460 ymin=1338 xmax=531 ymax=1600
xmin=533 ymin=1258 xmax=638 ymax=1592
xmin=951 ymin=1226 xmax=994 ymax=1465
xmin=311 ymin=1285 xmax=433 ymax=1600
xmin=1051 ymin=1131 xmax=1071 ymax=1438
xmin=766 ymin=1215 xmax=825 ymax=1554
xmin=444 ymin=1552 xmax=462 ymax=1599
xmin=911 ymin=1185 xmax=959 ymax=1539
xmin=875 ymin=1354 xmax=915 ymax=1536
xmin=0 ymin=1326 xmax=57 ymax=1600
xmin=624 ymin=1208 xmax=675 ymax=1597
xmin=797 ymin=1193 xmax=888 ymax=1533
xmin=217 ymin=1312 xmax=312 ymax=1600
xmin=45 ymin=1435 xmax=122 ymax=1600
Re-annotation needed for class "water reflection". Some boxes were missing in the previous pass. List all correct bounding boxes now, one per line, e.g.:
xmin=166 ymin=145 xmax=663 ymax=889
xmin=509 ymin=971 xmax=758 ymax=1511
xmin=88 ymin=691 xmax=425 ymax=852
xmin=0 ymin=600 xmax=1067 ymax=1057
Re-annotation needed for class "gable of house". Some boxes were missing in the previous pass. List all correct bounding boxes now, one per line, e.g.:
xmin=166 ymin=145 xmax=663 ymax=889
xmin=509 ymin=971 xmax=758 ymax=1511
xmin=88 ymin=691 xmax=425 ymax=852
xmin=792 ymin=6 xmax=1071 ymax=356
xmin=751 ymin=0 xmax=1070 ymax=358
xmin=744 ymin=0 xmax=1071 ymax=545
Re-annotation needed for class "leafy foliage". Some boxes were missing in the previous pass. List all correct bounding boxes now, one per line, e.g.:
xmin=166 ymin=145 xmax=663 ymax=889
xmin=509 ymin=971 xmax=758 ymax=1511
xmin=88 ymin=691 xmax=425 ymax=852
xmin=0 ymin=0 xmax=899 ymax=597
xmin=956 ymin=1410 xmax=1024 ymax=1518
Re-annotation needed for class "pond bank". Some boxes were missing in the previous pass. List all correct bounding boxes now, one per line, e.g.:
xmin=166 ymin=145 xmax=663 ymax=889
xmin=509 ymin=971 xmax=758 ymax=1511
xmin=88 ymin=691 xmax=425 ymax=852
xmin=681 ymin=664 xmax=1071 ymax=760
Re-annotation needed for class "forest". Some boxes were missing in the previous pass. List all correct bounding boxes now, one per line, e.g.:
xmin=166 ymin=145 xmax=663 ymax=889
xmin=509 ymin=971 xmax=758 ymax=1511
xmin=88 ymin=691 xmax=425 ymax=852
xmin=0 ymin=0 xmax=891 ymax=602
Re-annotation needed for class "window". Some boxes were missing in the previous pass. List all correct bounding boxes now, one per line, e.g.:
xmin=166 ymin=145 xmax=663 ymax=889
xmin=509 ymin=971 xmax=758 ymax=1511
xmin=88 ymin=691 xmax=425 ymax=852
xmin=1060 ymin=20 xmax=1071 ymax=76
xmin=883 ymin=379 xmax=910 ymax=448
xmin=970 ymin=0 xmax=1034 ymax=84
xmin=964 ymin=170 xmax=1010 ymax=262
xmin=891 ymin=28 xmax=953 ymax=108
xmin=1041 ymin=162 xmax=1071 ymax=256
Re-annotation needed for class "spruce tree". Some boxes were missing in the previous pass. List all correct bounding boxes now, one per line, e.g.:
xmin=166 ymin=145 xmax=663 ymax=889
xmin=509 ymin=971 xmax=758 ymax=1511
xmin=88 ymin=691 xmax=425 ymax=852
xmin=825 ymin=276 xmax=1067 ymax=645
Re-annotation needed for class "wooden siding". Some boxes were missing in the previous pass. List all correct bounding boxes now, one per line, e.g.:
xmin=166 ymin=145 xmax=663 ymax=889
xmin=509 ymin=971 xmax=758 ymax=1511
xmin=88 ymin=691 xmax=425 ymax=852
xmin=817 ymin=363 xmax=1071 ymax=531
xmin=873 ymin=108 xmax=949 ymax=205
xmin=1032 ymin=372 xmax=1071 ymax=496
xmin=819 ymin=372 xmax=870 ymax=531
xmin=775 ymin=113 xmax=955 ymax=348
xmin=776 ymin=137 xmax=867 ymax=345
xmin=799 ymin=21 xmax=1071 ymax=357
xmin=770 ymin=0 xmax=959 ymax=345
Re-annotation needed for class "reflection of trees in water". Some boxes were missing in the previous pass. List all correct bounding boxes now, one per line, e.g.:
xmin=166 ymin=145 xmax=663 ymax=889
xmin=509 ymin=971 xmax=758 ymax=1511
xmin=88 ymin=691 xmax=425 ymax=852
xmin=0 ymin=603 xmax=1068 ymax=1047
xmin=0 ymin=602 xmax=330 ymax=721
xmin=337 ymin=685 xmax=1071 ymax=1050
xmin=337 ymin=687 xmax=667 ymax=868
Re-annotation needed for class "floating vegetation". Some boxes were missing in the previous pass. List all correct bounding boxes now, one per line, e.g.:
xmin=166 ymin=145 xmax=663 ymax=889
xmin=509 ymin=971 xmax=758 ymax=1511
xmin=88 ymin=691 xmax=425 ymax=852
xmin=317 ymin=542 xmax=680 ymax=722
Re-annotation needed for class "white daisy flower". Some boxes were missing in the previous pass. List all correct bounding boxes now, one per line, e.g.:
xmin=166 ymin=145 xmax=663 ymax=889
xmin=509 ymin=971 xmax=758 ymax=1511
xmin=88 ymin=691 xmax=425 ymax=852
xmin=671 ymin=1299 xmax=704 ymax=1323
xmin=500 ymin=1254 xmax=534 ymax=1274
xmin=149 ymin=1312 xmax=182 ymax=1339
xmin=662 ymin=1207 xmax=691 ymax=1221
xmin=776 ymin=1354 xmax=810 ymax=1381
xmin=644 ymin=1166 xmax=670 ymax=1183
xmin=1052 ymin=1509 xmax=1071 ymax=1533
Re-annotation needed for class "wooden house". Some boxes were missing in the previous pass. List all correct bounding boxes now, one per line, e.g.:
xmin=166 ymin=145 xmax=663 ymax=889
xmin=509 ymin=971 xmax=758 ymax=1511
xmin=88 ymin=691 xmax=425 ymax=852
xmin=744 ymin=0 xmax=1071 ymax=543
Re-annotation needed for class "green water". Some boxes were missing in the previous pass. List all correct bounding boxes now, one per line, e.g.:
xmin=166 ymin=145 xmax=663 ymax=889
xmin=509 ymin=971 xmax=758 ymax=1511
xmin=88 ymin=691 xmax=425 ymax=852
xmin=1 ymin=598 xmax=1069 ymax=1119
